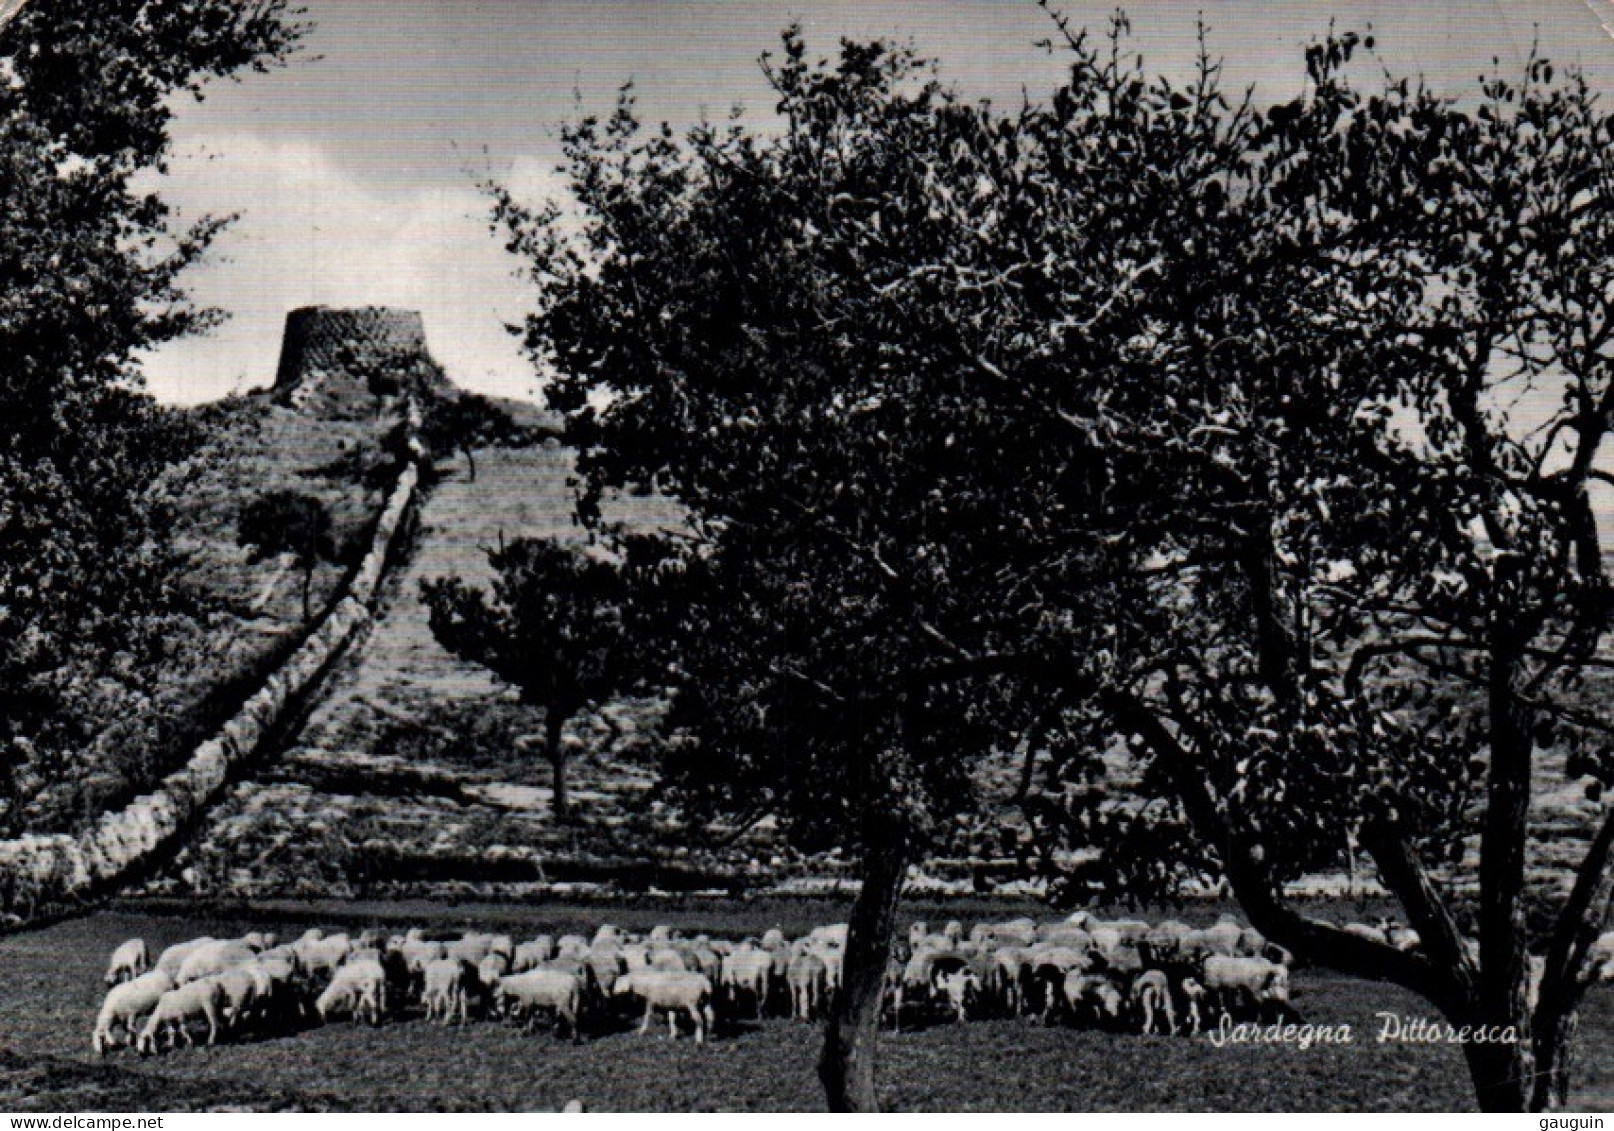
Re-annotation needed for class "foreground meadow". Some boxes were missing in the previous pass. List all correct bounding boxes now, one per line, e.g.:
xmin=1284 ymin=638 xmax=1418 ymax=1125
xmin=2 ymin=901 xmax=1609 ymax=1112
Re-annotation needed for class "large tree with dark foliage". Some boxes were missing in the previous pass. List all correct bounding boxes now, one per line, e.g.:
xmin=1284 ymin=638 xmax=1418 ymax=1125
xmin=977 ymin=23 xmax=1614 ymax=1111
xmin=494 ymin=28 xmax=1099 ymax=1108
xmin=0 ymin=0 xmax=304 ymax=826
xmin=495 ymin=15 xmax=1614 ymax=1113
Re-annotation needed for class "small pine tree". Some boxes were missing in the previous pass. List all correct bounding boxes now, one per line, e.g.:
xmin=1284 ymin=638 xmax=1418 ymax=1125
xmin=238 ymin=490 xmax=336 ymax=622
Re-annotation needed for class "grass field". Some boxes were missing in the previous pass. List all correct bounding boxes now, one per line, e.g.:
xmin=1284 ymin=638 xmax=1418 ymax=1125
xmin=5 ymin=901 xmax=1613 ymax=1112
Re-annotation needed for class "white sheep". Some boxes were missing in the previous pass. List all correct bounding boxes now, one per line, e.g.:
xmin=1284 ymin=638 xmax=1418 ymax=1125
xmin=512 ymin=937 xmax=553 ymax=972
xmin=1201 ymin=915 xmax=1246 ymax=956
xmin=137 ymin=979 xmax=228 ymax=1054
xmin=105 ymin=938 xmax=150 ymax=986
xmin=252 ymin=952 xmax=307 ymax=1027
xmin=720 ymin=947 xmax=772 ymax=1020
xmin=1034 ymin=924 xmax=1093 ymax=953
xmin=988 ymin=947 xmax=1032 ymax=1015
xmin=686 ymin=945 xmax=722 ymax=984
xmin=496 ymin=968 xmax=585 ymax=1040
xmin=1102 ymin=918 xmax=1153 ymax=948
xmin=905 ymin=921 xmax=929 ymax=951
xmin=422 ymin=957 xmax=476 ymax=1025
xmin=1202 ymin=955 xmax=1290 ymax=1022
xmin=612 ymin=971 xmax=716 ymax=1043
xmin=345 ymin=944 xmax=385 ymax=966
xmin=892 ymin=949 xmax=947 ymax=1023
xmin=935 ymin=967 xmax=979 ymax=1023
xmin=816 ymin=945 xmax=845 ymax=1000
xmin=177 ymin=939 xmax=256 ymax=985
xmin=808 ymin=923 xmax=849 ymax=948
xmin=211 ymin=964 xmax=272 ymax=1033
xmin=1143 ymin=921 xmax=1192 ymax=964
xmin=1130 ymin=969 xmax=1176 ymax=1035
xmin=649 ymin=946 xmax=688 ymax=972
xmin=1063 ymin=972 xmax=1124 ymax=1027
xmin=260 ymin=942 xmax=303 ymax=966
xmin=92 ymin=970 xmax=174 ymax=1055
xmin=1590 ymin=932 xmax=1614 ymax=981
xmin=911 ymin=931 xmax=957 ymax=954
xmin=787 ymin=951 xmax=827 ymax=1021
xmin=394 ymin=936 xmax=447 ymax=990
xmin=295 ymin=932 xmax=352 ymax=979
xmin=1026 ymin=946 xmax=1092 ymax=1023
xmin=585 ymin=944 xmax=624 ymax=990
xmin=977 ymin=918 xmax=1037 ymax=949
xmin=475 ymin=952 xmax=512 ymax=1011
xmin=315 ymin=958 xmax=386 ymax=1026
xmin=446 ymin=933 xmax=494 ymax=967
xmin=153 ymin=937 xmax=215 ymax=981
xmin=555 ymin=934 xmax=592 ymax=959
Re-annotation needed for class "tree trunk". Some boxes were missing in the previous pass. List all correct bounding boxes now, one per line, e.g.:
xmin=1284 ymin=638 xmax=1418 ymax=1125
xmin=463 ymin=445 xmax=477 ymax=483
xmin=819 ymin=818 xmax=910 ymax=1112
xmin=1530 ymin=1004 xmax=1579 ymax=1111
xmin=1530 ymin=798 xmax=1614 ymax=1110
xmin=545 ymin=710 xmax=569 ymax=821
xmin=1345 ymin=823 xmax=1360 ymax=897
xmin=301 ymin=562 xmax=313 ymax=622
xmin=1462 ymin=1028 xmax=1533 ymax=1112
xmin=1475 ymin=593 xmax=1536 ymax=1112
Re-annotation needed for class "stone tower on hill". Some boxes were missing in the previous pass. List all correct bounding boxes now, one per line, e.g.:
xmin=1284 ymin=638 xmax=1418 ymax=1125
xmin=272 ymin=305 xmax=450 ymax=417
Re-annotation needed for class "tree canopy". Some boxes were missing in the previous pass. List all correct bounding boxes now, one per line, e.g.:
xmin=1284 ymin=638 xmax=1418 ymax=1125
xmin=493 ymin=23 xmax=1169 ymax=1105
xmin=237 ymin=489 xmax=336 ymax=622
xmin=420 ymin=391 xmax=528 ymax=482
xmin=493 ymin=15 xmax=1614 ymax=1111
xmin=0 ymin=0 xmax=304 ymax=825
xmin=422 ymin=537 xmax=656 ymax=818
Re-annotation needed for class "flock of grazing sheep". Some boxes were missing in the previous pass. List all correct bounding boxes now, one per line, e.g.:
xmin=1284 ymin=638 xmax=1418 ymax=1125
xmin=88 ymin=910 xmax=1332 ymax=1059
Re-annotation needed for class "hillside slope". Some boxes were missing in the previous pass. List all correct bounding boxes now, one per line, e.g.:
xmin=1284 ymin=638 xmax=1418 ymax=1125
xmin=10 ymin=393 xmax=396 ymax=840
xmin=134 ymin=413 xmax=1613 ymax=906
xmin=167 ymin=442 xmax=723 ymax=899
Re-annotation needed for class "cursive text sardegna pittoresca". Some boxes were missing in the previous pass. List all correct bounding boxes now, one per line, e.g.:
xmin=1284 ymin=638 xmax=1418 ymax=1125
xmin=1205 ymin=1012 xmax=1520 ymax=1050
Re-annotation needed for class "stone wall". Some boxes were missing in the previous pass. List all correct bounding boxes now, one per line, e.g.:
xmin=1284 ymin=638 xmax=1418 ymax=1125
xmin=0 ymin=411 xmax=425 ymax=923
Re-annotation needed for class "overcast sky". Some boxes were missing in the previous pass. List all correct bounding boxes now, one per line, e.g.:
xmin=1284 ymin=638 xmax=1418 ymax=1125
xmin=140 ymin=0 xmax=1614 ymax=405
